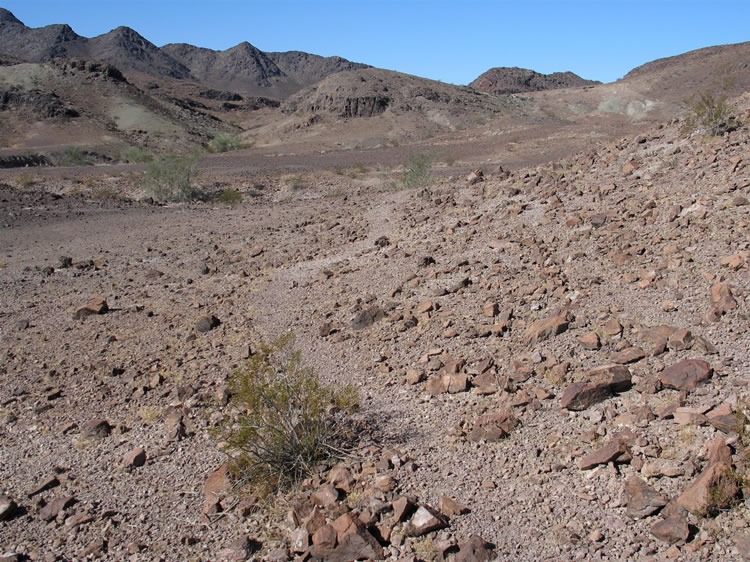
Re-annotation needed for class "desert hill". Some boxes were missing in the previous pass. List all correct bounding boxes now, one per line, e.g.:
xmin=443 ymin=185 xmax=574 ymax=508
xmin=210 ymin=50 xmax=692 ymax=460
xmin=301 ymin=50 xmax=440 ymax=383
xmin=470 ymin=66 xmax=600 ymax=95
xmin=0 ymin=8 xmax=367 ymax=98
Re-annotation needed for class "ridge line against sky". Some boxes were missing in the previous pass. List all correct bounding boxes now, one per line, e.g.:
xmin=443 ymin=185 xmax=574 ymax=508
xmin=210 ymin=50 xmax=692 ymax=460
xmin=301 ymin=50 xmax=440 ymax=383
xmin=1 ymin=0 xmax=749 ymax=85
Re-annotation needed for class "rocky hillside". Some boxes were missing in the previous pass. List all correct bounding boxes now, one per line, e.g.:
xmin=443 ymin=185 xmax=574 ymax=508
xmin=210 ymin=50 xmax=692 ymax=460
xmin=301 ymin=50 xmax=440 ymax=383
xmin=470 ymin=67 xmax=599 ymax=95
xmin=0 ymin=8 xmax=366 ymax=98
xmin=0 ymin=91 xmax=748 ymax=559
xmin=283 ymin=67 xmax=526 ymax=121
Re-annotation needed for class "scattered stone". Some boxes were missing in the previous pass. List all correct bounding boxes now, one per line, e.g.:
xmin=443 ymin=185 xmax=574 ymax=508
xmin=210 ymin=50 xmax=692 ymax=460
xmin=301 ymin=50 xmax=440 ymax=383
xmin=249 ymin=245 xmax=264 ymax=257
xmin=677 ymin=459 xmax=737 ymax=515
xmin=578 ymin=331 xmax=601 ymax=350
xmin=734 ymin=535 xmax=750 ymax=561
xmin=39 ymin=495 xmax=75 ymax=522
xmin=392 ymin=496 xmax=416 ymax=522
xmin=439 ymin=496 xmax=469 ymax=516
xmin=610 ymin=347 xmax=646 ymax=364
xmin=351 ymin=306 xmax=385 ymax=330
xmin=404 ymin=505 xmax=448 ymax=536
xmin=217 ymin=536 xmax=259 ymax=560
xmin=710 ymin=283 xmax=737 ymax=315
xmin=623 ymin=476 xmax=667 ymax=519
xmin=578 ymin=439 xmax=631 ymax=470
xmin=523 ymin=314 xmax=568 ymax=345
xmin=560 ymin=364 xmax=632 ymax=410
xmin=651 ymin=516 xmax=689 ymax=544
xmin=659 ymin=359 xmax=712 ymax=391
xmin=456 ymin=535 xmax=495 ymax=562
xmin=122 ymin=447 xmax=146 ymax=469
xmin=196 ymin=315 xmax=221 ymax=332
xmin=73 ymin=296 xmax=108 ymax=320
xmin=310 ymin=484 xmax=340 ymax=508
xmin=82 ymin=418 xmax=111 ymax=438
xmin=0 ymin=496 xmax=17 ymax=521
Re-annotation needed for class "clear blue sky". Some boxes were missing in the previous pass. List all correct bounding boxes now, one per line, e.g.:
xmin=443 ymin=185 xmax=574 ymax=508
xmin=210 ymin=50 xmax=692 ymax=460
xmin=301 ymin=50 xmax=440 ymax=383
xmin=2 ymin=1 xmax=748 ymax=84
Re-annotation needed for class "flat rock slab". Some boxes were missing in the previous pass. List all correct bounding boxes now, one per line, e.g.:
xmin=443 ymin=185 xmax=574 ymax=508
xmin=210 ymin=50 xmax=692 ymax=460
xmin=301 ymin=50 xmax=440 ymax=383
xmin=578 ymin=440 xmax=631 ymax=470
xmin=659 ymin=359 xmax=712 ymax=391
xmin=523 ymin=314 xmax=568 ymax=345
xmin=560 ymin=364 xmax=632 ymax=410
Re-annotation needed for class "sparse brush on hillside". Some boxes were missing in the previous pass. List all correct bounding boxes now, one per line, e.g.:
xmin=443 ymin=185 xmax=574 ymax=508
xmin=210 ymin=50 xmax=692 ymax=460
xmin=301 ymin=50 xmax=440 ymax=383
xmin=682 ymin=72 xmax=741 ymax=137
xmin=206 ymin=133 xmax=246 ymax=153
xmin=56 ymin=146 xmax=93 ymax=167
xmin=221 ymin=334 xmax=358 ymax=496
xmin=144 ymin=153 xmax=203 ymax=202
xmin=401 ymin=152 xmax=434 ymax=189
xmin=119 ymin=146 xmax=153 ymax=163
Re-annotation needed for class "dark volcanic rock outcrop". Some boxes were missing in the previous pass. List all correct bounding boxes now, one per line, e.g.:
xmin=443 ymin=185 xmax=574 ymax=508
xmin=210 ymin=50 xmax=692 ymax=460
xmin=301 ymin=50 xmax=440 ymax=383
xmin=470 ymin=66 xmax=599 ymax=95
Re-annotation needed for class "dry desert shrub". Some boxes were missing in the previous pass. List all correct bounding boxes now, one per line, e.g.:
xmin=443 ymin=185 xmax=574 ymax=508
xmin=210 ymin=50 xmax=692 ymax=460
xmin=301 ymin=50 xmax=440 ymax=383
xmin=222 ymin=334 xmax=358 ymax=496
xmin=144 ymin=153 xmax=203 ymax=202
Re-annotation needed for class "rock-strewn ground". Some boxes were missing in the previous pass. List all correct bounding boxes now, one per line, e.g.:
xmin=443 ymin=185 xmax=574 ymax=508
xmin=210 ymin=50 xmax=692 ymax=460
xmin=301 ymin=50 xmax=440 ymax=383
xmin=1 ymin=96 xmax=750 ymax=560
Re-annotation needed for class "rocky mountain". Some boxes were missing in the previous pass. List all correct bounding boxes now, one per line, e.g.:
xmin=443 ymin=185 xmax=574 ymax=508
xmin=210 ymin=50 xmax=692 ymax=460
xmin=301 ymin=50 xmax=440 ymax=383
xmin=0 ymin=8 xmax=366 ymax=98
xmin=470 ymin=66 xmax=600 ymax=95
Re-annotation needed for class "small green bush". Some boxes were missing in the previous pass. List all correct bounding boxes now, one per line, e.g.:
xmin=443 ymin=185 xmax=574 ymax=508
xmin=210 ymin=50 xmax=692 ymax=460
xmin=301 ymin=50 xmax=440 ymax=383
xmin=57 ymin=146 xmax=92 ymax=167
xmin=223 ymin=334 xmax=357 ymax=496
xmin=401 ymin=152 xmax=433 ymax=189
xmin=207 ymin=134 xmax=245 ymax=153
xmin=682 ymin=90 xmax=737 ymax=136
xmin=217 ymin=188 xmax=242 ymax=206
xmin=119 ymin=146 xmax=153 ymax=163
xmin=144 ymin=153 xmax=203 ymax=202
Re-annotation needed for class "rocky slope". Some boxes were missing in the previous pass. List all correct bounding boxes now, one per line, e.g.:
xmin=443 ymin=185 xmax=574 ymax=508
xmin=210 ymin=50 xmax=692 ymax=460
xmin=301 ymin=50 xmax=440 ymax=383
xmin=0 ymin=92 xmax=749 ymax=560
xmin=469 ymin=67 xmax=599 ymax=95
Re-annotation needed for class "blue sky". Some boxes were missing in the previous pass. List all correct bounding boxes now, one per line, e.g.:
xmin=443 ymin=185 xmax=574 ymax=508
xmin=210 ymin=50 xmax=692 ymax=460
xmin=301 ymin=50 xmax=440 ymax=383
xmin=2 ymin=1 xmax=748 ymax=84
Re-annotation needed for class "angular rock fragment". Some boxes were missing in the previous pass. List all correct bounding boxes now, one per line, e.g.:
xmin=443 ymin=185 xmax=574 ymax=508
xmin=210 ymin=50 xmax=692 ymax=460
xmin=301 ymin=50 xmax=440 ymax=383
xmin=73 ymin=296 xmax=108 ymax=320
xmin=404 ymin=505 xmax=448 ymax=536
xmin=456 ymin=535 xmax=495 ymax=562
xmin=651 ymin=516 xmax=689 ymax=544
xmin=440 ymin=496 xmax=469 ymax=516
xmin=560 ymin=365 xmax=631 ymax=411
xmin=610 ymin=347 xmax=646 ymax=364
xmin=196 ymin=315 xmax=221 ymax=332
xmin=523 ymin=314 xmax=568 ymax=345
xmin=0 ymin=496 xmax=17 ymax=521
xmin=578 ymin=439 xmax=631 ymax=470
xmin=659 ymin=359 xmax=711 ymax=391
xmin=623 ymin=476 xmax=667 ymax=519
xmin=710 ymin=283 xmax=737 ymax=315
xmin=39 ymin=495 xmax=75 ymax=522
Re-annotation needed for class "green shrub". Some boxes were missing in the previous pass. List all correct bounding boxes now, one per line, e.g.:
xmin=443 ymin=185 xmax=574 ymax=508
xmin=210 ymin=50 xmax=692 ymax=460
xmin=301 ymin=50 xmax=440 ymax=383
xmin=217 ymin=188 xmax=242 ymax=206
xmin=223 ymin=334 xmax=357 ymax=496
xmin=57 ymin=146 xmax=92 ymax=167
xmin=207 ymin=134 xmax=245 ymax=153
xmin=144 ymin=153 xmax=202 ymax=202
xmin=119 ymin=146 xmax=153 ymax=163
xmin=682 ymin=90 xmax=737 ymax=136
xmin=401 ymin=152 xmax=433 ymax=189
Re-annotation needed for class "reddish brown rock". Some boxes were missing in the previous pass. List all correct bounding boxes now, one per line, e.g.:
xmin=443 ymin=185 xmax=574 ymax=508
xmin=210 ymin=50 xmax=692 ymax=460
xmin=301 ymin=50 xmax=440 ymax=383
xmin=523 ymin=314 xmax=568 ymax=345
xmin=578 ymin=440 xmax=631 ymax=470
xmin=440 ymin=496 xmax=469 ymax=516
xmin=392 ymin=496 xmax=416 ymax=522
xmin=310 ymin=484 xmax=340 ymax=508
xmin=39 ymin=495 xmax=75 ymax=522
xmin=578 ymin=331 xmax=601 ymax=350
xmin=122 ymin=447 xmax=146 ymax=469
xmin=667 ymin=329 xmax=693 ymax=351
xmin=327 ymin=465 xmax=356 ymax=492
xmin=311 ymin=524 xmax=337 ymax=553
xmin=623 ymin=476 xmax=667 ymax=519
xmin=710 ymin=283 xmax=737 ymax=314
xmin=82 ymin=418 xmax=111 ymax=438
xmin=560 ymin=365 xmax=632 ymax=411
xmin=73 ymin=296 xmax=108 ymax=320
xmin=659 ymin=359 xmax=712 ymax=391
xmin=610 ymin=347 xmax=646 ymax=364
xmin=677 ymin=461 xmax=738 ymax=516
xmin=651 ymin=516 xmax=689 ymax=544
xmin=456 ymin=535 xmax=495 ymax=562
